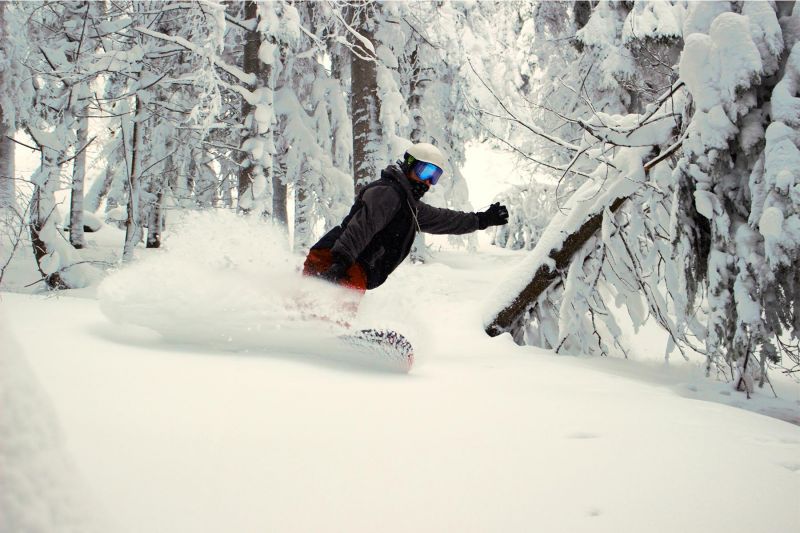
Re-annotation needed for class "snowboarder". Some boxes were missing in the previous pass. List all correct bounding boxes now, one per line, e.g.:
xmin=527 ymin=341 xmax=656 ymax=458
xmin=303 ymin=142 xmax=509 ymax=294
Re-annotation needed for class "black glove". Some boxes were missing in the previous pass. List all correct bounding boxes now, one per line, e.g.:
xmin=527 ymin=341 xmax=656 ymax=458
xmin=477 ymin=202 xmax=509 ymax=229
xmin=318 ymin=253 xmax=351 ymax=284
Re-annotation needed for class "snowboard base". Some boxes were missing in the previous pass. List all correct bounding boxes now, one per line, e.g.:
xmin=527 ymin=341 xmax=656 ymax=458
xmin=336 ymin=328 xmax=414 ymax=373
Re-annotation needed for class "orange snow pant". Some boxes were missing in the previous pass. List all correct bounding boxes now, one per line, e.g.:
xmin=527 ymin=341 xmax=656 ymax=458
xmin=302 ymin=248 xmax=368 ymax=293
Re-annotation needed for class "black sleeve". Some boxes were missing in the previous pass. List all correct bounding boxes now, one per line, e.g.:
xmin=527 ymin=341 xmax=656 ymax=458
xmin=416 ymin=202 xmax=481 ymax=235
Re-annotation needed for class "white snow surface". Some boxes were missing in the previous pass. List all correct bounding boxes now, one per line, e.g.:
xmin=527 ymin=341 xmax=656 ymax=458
xmin=3 ymin=215 xmax=800 ymax=532
xmin=0 ymin=306 xmax=103 ymax=533
xmin=2 ymin=146 xmax=800 ymax=533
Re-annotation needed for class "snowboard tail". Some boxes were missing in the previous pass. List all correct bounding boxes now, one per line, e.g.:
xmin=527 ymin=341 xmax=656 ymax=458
xmin=337 ymin=328 xmax=414 ymax=373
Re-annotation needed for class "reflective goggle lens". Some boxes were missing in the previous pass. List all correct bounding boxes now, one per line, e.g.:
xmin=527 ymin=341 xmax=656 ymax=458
xmin=413 ymin=161 xmax=443 ymax=185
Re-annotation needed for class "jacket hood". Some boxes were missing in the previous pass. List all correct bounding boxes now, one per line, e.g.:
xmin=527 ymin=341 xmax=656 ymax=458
xmin=382 ymin=164 xmax=418 ymax=205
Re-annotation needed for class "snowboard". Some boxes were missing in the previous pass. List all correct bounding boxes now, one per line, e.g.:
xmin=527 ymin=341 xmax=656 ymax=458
xmin=335 ymin=328 xmax=415 ymax=373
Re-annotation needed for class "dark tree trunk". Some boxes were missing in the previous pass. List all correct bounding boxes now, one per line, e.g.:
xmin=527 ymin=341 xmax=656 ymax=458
xmin=238 ymin=0 xmax=260 ymax=212
xmin=238 ymin=0 xmax=274 ymax=217
xmin=348 ymin=4 xmax=380 ymax=193
xmin=146 ymin=153 xmax=170 ymax=249
xmin=574 ymin=1 xmax=592 ymax=30
xmin=146 ymin=188 xmax=164 ymax=248
xmin=407 ymin=46 xmax=428 ymax=144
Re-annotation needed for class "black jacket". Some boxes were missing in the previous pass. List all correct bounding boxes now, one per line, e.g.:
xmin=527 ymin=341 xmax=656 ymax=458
xmin=310 ymin=165 xmax=480 ymax=289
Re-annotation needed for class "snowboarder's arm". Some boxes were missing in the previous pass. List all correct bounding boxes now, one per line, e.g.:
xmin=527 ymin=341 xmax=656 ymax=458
xmin=331 ymin=186 xmax=401 ymax=263
xmin=416 ymin=202 xmax=481 ymax=235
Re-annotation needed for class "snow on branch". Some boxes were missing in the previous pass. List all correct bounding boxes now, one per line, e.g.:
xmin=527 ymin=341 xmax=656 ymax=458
xmin=133 ymin=26 xmax=255 ymax=85
xmin=484 ymin=136 xmax=685 ymax=339
xmin=327 ymin=3 xmax=377 ymax=61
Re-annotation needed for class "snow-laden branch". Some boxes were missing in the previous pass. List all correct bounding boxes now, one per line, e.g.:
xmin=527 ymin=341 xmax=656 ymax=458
xmin=326 ymin=2 xmax=376 ymax=60
xmin=133 ymin=26 xmax=255 ymax=85
xmin=484 ymin=136 xmax=686 ymax=339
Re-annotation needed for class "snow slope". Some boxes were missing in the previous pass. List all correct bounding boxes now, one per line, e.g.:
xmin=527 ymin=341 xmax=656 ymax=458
xmin=2 ymin=144 xmax=799 ymax=533
xmin=2 ymin=242 xmax=799 ymax=532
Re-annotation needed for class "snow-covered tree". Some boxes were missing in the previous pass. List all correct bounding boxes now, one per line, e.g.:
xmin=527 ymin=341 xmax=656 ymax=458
xmin=0 ymin=0 xmax=17 ymax=212
xmin=486 ymin=1 xmax=800 ymax=384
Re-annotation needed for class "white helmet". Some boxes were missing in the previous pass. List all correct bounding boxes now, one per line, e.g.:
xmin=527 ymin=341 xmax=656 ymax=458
xmin=403 ymin=142 xmax=447 ymax=170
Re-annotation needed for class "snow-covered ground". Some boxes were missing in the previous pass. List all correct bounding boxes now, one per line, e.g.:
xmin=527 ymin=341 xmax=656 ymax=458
xmin=2 ymin=143 xmax=800 ymax=532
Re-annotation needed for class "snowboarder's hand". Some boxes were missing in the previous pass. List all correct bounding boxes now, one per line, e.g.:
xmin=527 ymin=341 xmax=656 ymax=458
xmin=319 ymin=254 xmax=351 ymax=284
xmin=478 ymin=203 xmax=509 ymax=229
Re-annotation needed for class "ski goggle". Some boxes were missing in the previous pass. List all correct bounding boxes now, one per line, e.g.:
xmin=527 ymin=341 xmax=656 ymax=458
xmin=412 ymin=161 xmax=444 ymax=185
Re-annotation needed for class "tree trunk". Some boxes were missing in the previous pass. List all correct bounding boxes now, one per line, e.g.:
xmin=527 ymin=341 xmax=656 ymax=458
xmin=237 ymin=1 xmax=274 ymax=216
xmin=123 ymin=95 xmax=144 ymax=262
xmin=69 ymin=111 xmax=88 ymax=248
xmin=237 ymin=1 xmax=259 ymax=212
xmin=407 ymin=45 xmax=432 ymax=263
xmin=408 ymin=47 xmax=427 ymax=144
xmin=348 ymin=5 xmax=380 ymax=193
xmin=29 ymin=142 xmax=69 ymax=290
xmin=273 ymin=134 xmax=289 ymax=226
xmin=193 ymin=147 xmax=216 ymax=208
xmin=0 ymin=120 xmax=13 ymax=210
xmin=574 ymin=0 xmax=592 ymax=30
xmin=146 ymin=188 xmax=164 ymax=248
xmin=271 ymin=45 xmax=289 ymax=227
xmin=294 ymin=167 xmax=311 ymax=252
xmin=0 ymin=1 xmax=14 ymax=211
xmin=147 ymin=152 xmax=170 ymax=249
xmin=85 ymin=161 xmax=114 ymax=213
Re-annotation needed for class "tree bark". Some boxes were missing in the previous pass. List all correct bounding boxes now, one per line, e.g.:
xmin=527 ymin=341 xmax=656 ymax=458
xmin=272 ymin=43 xmax=290 ymax=227
xmin=573 ymin=1 xmax=592 ymax=30
xmin=147 ymin=152 xmax=170 ymax=249
xmin=69 ymin=110 xmax=88 ymax=248
xmin=0 ymin=119 xmax=13 ymax=211
xmin=294 ymin=167 xmax=311 ymax=252
xmin=238 ymin=0 xmax=259 ymax=212
xmin=273 ymin=134 xmax=289 ymax=226
xmin=0 ymin=0 xmax=14 ymax=211
xmin=348 ymin=4 xmax=380 ymax=193
xmin=123 ymin=95 xmax=144 ymax=262
xmin=408 ymin=46 xmax=427 ymax=144
xmin=146 ymin=188 xmax=164 ymax=248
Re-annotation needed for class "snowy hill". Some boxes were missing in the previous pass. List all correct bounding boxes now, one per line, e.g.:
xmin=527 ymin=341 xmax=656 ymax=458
xmin=2 ymin=223 xmax=799 ymax=532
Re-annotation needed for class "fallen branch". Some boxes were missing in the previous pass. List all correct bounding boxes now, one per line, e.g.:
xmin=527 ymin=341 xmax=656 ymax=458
xmin=485 ymin=135 xmax=685 ymax=338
